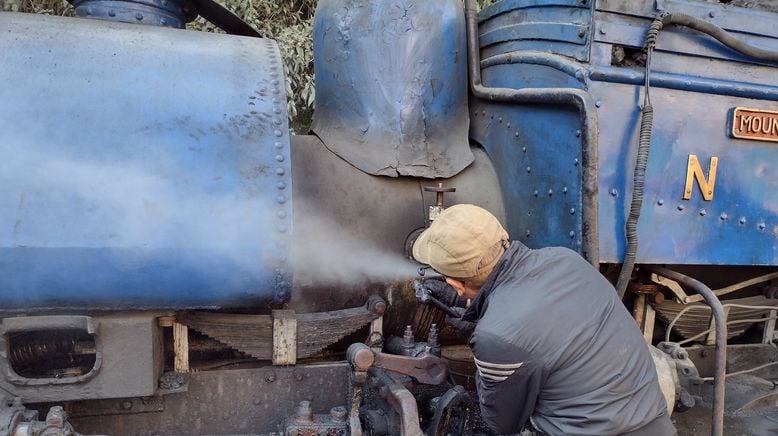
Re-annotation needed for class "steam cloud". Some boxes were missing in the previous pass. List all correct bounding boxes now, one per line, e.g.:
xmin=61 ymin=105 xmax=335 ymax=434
xmin=292 ymin=210 xmax=419 ymax=287
xmin=1 ymin=143 xmax=418 ymax=291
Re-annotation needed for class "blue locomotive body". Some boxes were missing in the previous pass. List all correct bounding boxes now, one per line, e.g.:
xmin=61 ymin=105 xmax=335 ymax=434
xmin=471 ymin=0 xmax=778 ymax=266
xmin=0 ymin=15 xmax=293 ymax=310
xmin=0 ymin=0 xmax=777 ymax=434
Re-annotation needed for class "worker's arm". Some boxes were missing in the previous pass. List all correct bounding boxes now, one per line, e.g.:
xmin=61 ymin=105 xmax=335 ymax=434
xmin=470 ymin=330 xmax=545 ymax=434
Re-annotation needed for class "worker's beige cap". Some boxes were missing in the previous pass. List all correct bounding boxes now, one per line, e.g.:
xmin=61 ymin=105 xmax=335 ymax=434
xmin=412 ymin=204 xmax=509 ymax=279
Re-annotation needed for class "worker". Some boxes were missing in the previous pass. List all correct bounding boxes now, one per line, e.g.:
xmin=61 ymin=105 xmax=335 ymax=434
xmin=412 ymin=204 xmax=674 ymax=436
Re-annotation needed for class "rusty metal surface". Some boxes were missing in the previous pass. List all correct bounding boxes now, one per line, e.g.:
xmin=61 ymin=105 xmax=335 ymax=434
xmin=69 ymin=363 xmax=351 ymax=435
xmin=386 ymin=384 xmax=424 ymax=436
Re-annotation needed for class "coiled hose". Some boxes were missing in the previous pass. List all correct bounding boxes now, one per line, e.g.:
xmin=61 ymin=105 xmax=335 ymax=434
xmin=614 ymin=12 xmax=778 ymax=300
xmin=614 ymin=14 xmax=664 ymax=299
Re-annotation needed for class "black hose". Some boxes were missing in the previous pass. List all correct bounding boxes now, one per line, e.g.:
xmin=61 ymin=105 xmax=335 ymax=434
xmin=646 ymin=267 xmax=726 ymax=436
xmin=614 ymin=105 xmax=653 ymax=299
xmin=615 ymin=11 xmax=778 ymax=297
xmin=614 ymin=14 xmax=664 ymax=299
xmin=668 ymin=12 xmax=778 ymax=62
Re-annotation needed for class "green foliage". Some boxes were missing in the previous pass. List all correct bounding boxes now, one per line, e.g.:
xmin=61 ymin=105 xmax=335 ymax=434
xmin=1 ymin=0 xmax=71 ymax=14
xmin=189 ymin=0 xmax=316 ymax=127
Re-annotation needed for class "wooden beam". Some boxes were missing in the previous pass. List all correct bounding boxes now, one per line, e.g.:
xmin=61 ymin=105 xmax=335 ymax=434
xmin=272 ymin=310 xmax=297 ymax=366
xmin=173 ymin=322 xmax=189 ymax=373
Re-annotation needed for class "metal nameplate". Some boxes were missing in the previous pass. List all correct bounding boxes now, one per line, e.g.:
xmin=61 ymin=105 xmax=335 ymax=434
xmin=731 ymin=107 xmax=778 ymax=143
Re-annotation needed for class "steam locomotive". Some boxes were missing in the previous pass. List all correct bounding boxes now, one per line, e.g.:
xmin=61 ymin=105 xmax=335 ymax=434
xmin=0 ymin=0 xmax=776 ymax=434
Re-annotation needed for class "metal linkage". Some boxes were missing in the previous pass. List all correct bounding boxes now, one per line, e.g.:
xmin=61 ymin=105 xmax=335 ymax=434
xmin=347 ymin=343 xmax=449 ymax=386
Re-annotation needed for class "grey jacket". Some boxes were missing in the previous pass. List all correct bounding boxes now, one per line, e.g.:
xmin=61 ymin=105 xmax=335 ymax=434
xmin=463 ymin=242 xmax=668 ymax=435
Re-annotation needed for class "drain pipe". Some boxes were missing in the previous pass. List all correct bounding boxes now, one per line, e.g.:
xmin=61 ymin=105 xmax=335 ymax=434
xmin=463 ymin=0 xmax=599 ymax=266
xmin=647 ymin=266 xmax=726 ymax=436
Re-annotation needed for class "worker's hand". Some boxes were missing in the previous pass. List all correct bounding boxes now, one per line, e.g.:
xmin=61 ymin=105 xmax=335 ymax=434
xmin=423 ymin=277 xmax=466 ymax=307
xmin=445 ymin=307 xmax=476 ymax=341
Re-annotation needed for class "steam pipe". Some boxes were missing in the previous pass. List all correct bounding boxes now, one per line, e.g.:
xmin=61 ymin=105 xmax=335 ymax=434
xmin=646 ymin=266 xmax=726 ymax=436
xmin=464 ymin=0 xmax=600 ymax=266
xmin=662 ymin=12 xmax=778 ymax=62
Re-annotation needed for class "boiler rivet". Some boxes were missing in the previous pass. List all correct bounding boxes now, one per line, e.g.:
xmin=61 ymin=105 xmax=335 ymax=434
xmin=108 ymin=9 xmax=116 ymax=16
xmin=677 ymin=204 xmax=685 ymax=211
xmin=699 ymin=209 xmax=707 ymax=216
xmin=533 ymin=190 xmax=539 ymax=196
xmin=274 ymin=130 xmax=283 ymax=137
xmin=739 ymin=217 xmax=746 ymax=225
xmin=595 ymin=100 xmax=601 ymax=108
xmin=575 ymin=130 xmax=581 ymax=137
xmin=275 ymin=167 xmax=285 ymax=176
xmin=273 ymin=98 xmax=280 ymax=104
xmin=525 ymin=230 xmax=531 ymax=237
xmin=570 ymin=208 xmax=575 ymax=215
xmin=277 ymin=210 xmax=287 ymax=218
xmin=758 ymin=222 xmax=766 ymax=230
xmin=522 ymin=147 xmax=527 ymax=152
xmin=277 ymin=181 xmax=286 ymax=189
xmin=574 ymin=158 xmax=579 ymax=166
xmin=277 ymin=225 xmax=287 ymax=233
xmin=515 ymin=131 xmax=519 ymax=137
xmin=498 ymin=117 xmax=502 ymax=123
xmin=657 ymin=199 xmax=664 ymax=205
xmin=275 ymin=154 xmax=284 ymax=162
xmin=482 ymin=110 xmax=486 ymax=115
xmin=563 ymin=186 xmax=568 ymax=194
xmin=569 ymin=231 xmax=575 ymax=238
xmin=275 ymin=141 xmax=283 ymax=148
xmin=610 ymin=189 xmax=618 ymax=197
xmin=719 ymin=213 xmax=728 ymax=220
xmin=135 ymin=12 xmax=143 ymax=20
xmin=276 ymin=195 xmax=286 ymax=204
xmin=526 ymin=166 xmax=531 ymax=173
xmin=548 ymin=189 xmax=553 ymax=196
xmin=507 ymin=122 xmax=511 ymax=128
